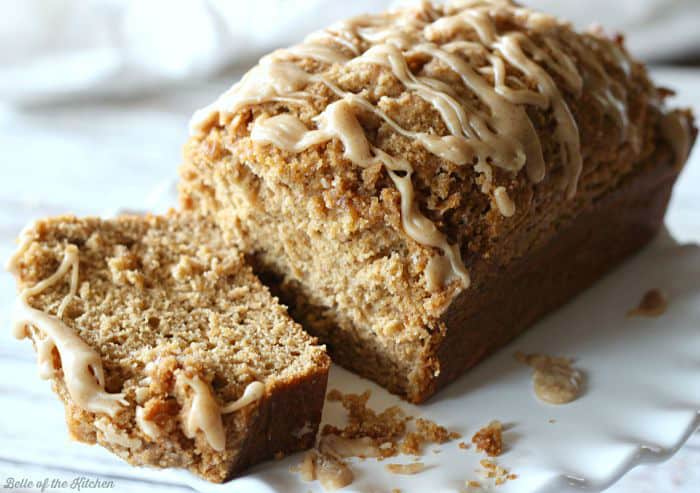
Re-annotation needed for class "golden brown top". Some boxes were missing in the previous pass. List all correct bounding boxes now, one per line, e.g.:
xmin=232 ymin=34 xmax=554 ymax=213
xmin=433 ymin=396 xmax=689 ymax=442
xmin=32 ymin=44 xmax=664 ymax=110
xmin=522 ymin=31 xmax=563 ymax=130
xmin=190 ymin=0 xmax=692 ymax=292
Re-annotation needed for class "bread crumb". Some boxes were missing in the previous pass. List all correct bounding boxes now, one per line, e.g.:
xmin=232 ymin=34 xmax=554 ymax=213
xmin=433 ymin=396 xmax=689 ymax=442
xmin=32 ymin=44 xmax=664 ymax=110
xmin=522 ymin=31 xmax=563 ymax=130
xmin=400 ymin=431 xmax=422 ymax=455
xmin=471 ymin=420 xmax=503 ymax=457
xmin=322 ymin=390 xmax=456 ymax=459
xmin=400 ymin=418 xmax=460 ymax=455
xmin=385 ymin=462 xmax=426 ymax=475
xmin=326 ymin=388 xmax=343 ymax=401
xmin=627 ymin=289 xmax=667 ymax=317
xmin=475 ymin=459 xmax=516 ymax=486
xmin=309 ymin=390 xmax=459 ymax=484
xmin=323 ymin=390 xmax=408 ymax=452
xmin=458 ymin=441 xmax=471 ymax=450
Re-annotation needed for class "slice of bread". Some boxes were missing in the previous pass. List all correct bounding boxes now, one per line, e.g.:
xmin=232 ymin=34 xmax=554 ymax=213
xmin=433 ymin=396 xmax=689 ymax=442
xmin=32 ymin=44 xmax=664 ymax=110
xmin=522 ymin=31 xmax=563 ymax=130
xmin=7 ymin=212 xmax=330 ymax=482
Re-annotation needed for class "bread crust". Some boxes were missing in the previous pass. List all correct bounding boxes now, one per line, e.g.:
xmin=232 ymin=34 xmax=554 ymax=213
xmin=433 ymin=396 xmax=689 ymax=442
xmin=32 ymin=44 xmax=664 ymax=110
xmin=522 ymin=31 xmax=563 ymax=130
xmin=224 ymin=365 xmax=329 ymax=480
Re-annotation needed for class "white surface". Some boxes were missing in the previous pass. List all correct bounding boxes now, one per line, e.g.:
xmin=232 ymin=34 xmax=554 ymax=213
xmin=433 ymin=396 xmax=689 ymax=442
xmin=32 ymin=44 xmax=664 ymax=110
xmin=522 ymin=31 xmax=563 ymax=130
xmin=2 ymin=0 xmax=699 ymax=105
xmin=0 ymin=68 xmax=698 ymax=492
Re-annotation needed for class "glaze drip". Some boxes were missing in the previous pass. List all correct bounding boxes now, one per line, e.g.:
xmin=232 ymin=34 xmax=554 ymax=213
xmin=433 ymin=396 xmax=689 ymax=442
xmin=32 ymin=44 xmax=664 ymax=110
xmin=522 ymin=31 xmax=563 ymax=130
xmin=8 ymin=235 xmax=127 ymax=417
xmin=179 ymin=374 xmax=264 ymax=452
xmin=190 ymin=0 xmax=637 ymax=291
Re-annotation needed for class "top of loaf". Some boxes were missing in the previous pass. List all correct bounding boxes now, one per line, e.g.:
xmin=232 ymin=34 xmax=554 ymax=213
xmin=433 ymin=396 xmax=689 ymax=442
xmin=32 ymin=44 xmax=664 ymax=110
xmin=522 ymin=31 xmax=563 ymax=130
xmin=189 ymin=0 xmax=693 ymax=294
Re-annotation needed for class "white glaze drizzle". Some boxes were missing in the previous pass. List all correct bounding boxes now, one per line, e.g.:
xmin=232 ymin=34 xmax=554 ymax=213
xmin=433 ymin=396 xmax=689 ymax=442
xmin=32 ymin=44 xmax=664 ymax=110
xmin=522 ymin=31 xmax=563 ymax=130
xmin=190 ymin=0 xmax=638 ymax=291
xmin=494 ymin=186 xmax=516 ymax=217
xmin=179 ymin=374 xmax=226 ymax=451
xmin=9 ymin=240 xmax=127 ymax=417
xmin=178 ymin=374 xmax=264 ymax=452
xmin=135 ymin=406 xmax=161 ymax=441
xmin=94 ymin=417 xmax=142 ymax=449
xmin=221 ymin=381 xmax=265 ymax=413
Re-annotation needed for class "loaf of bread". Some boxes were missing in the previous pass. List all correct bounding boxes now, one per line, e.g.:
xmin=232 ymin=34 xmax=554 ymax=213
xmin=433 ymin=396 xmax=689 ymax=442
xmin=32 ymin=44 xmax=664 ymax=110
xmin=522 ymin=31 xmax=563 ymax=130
xmin=7 ymin=214 xmax=329 ymax=482
xmin=180 ymin=0 xmax=696 ymax=403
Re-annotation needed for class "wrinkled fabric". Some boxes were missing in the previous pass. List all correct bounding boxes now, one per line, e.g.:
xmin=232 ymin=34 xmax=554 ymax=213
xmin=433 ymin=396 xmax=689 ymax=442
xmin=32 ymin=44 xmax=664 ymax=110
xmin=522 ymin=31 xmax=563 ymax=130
xmin=1 ymin=0 xmax=698 ymax=105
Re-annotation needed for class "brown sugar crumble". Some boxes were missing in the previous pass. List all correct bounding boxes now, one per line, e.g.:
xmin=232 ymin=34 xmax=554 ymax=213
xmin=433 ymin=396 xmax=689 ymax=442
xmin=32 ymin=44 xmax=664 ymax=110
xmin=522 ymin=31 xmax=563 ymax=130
xmin=458 ymin=441 xmax=471 ymax=450
xmin=627 ymin=289 xmax=668 ymax=318
xmin=323 ymin=389 xmax=409 ymax=459
xmin=400 ymin=418 xmax=461 ymax=455
xmin=471 ymin=420 xmax=503 ymax=457
xmin=323 ymin=389 xmax=459 ymax=458
xmin=294 ymin=389 xmax=461 ymax=490
xmin=478 ymin=459 xmax=517 ymax=486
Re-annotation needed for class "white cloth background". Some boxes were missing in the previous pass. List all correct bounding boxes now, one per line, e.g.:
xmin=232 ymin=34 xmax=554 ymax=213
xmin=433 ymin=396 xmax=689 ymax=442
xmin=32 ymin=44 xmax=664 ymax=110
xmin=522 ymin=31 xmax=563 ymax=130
xmin=1 ymin=0 xmax=699 ymax=106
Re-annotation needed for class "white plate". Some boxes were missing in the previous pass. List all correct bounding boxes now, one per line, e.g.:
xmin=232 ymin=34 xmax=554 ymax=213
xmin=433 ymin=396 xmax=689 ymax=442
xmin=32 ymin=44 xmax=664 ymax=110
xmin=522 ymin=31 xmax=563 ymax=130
xmin=128 ymin=228 xmax=695 ymax=493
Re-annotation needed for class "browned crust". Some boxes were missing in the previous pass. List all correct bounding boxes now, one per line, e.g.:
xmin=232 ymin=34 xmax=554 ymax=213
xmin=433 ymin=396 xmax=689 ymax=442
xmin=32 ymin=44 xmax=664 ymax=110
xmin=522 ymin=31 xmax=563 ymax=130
xmin=225 ymin=363 xmax=330 ymax=480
